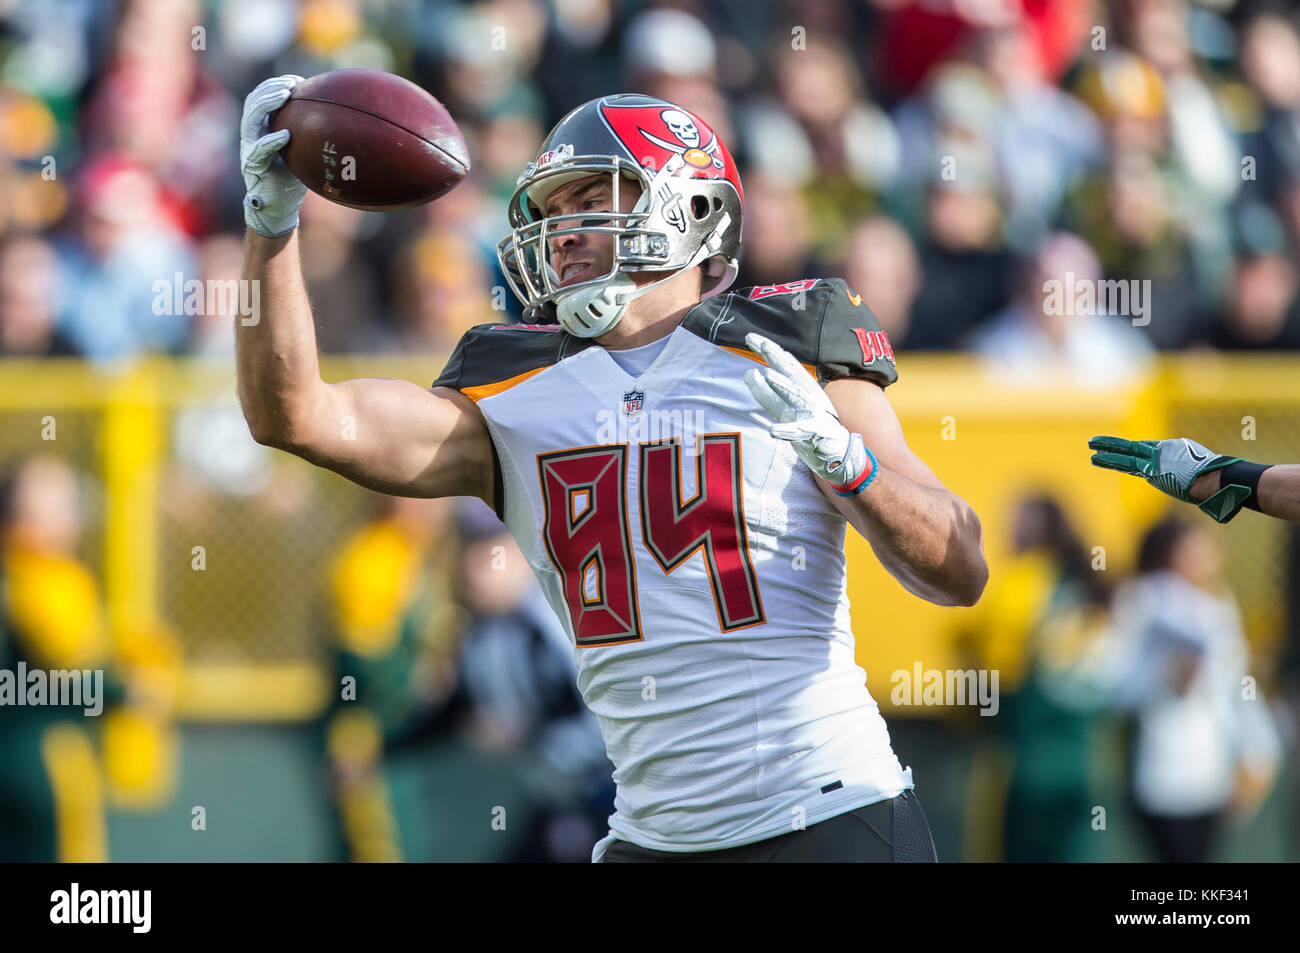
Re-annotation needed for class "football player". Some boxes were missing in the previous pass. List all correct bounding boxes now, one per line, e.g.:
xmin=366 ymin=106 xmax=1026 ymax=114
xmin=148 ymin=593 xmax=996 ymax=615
xmin=238 ymin=78 xmax=988 ymax=862
xmin=1089 ymin=436 xmax=1299 ymax=525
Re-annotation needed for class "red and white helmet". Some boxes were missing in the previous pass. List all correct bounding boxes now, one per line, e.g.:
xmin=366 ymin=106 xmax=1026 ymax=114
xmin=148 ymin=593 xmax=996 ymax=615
xmin=497 ymin=94 xmax=744 ymax=338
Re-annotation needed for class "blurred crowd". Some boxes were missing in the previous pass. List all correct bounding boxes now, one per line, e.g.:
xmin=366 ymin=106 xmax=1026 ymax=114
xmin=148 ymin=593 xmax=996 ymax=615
xmin=0 ymin=0 xmax=1298 ymax=372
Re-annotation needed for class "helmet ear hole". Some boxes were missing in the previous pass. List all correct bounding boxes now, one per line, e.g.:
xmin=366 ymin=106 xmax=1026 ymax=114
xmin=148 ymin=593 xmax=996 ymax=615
xmin=712 ymin=196 xmax=723 ymax=212
xmin=691 ymin=195 xmax=709 ymax=220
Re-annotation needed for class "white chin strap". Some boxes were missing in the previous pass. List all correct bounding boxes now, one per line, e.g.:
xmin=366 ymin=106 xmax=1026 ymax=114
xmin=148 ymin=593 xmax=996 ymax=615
xmin=554 ymin=273 xmax=641 ymax=338
xmin=555 ymin=211 xmax=732 ymax=338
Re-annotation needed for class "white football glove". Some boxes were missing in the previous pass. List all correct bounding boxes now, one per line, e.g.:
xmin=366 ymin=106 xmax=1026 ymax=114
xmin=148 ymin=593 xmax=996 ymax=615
xmin=743 ymin=332 xmax=877 ymax=496
xmin=240 ymin=75 xmax=307 ymax=238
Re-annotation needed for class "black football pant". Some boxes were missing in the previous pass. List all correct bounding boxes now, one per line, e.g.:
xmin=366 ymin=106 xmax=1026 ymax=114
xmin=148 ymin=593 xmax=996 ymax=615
xmin=598 ymin=790 xmax=938 ymax=862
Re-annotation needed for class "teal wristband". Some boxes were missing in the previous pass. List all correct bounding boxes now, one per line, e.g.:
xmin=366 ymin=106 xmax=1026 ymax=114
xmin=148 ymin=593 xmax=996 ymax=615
xmin=832 ymin=445 xmax=878 ymax=497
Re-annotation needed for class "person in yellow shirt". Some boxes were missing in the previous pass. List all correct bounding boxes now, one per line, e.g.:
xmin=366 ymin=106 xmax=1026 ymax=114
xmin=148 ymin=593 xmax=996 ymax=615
xmin=962 ymin=493 xmax=1116 ymax=862
xmin=0 ymin=455 xmax=179 ymax=862
xmin=321 ymin=493 xmax=459 ymax=862
xmin=0 ymin=456 xmax=118 ymax=861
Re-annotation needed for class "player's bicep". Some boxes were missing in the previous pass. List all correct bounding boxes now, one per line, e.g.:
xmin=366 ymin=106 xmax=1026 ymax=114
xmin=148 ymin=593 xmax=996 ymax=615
xmin=297 ymin=377 xmax=494 ymax=502
xmin=824 ymin=377 xmax=946 ymax=491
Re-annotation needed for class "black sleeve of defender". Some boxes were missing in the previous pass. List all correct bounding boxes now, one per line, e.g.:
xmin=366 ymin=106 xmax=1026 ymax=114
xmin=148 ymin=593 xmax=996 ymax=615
xmin=817 ymin=277 xmax=899 ymax=388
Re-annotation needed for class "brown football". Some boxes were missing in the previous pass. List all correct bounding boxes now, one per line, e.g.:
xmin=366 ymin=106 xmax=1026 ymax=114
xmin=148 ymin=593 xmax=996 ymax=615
xmin=268 ymin=68 xmax=470 ymax=211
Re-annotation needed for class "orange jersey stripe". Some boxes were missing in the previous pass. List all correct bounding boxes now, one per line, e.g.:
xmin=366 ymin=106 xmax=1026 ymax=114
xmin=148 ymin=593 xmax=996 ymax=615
xmin=459 ymin=365 xmax=549 ymax=402
xmin=719 ymin=344 xmax=818 ymax=380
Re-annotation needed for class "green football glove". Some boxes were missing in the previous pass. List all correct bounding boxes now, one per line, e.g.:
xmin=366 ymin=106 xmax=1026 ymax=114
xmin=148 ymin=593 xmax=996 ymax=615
xmin=1088 ymin=436 xmax=1251 ymax=523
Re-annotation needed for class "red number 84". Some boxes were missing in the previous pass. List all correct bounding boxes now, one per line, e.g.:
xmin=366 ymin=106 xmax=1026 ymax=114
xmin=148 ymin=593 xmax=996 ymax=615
xmin=537 ymin=433 xmax=766 ymax=647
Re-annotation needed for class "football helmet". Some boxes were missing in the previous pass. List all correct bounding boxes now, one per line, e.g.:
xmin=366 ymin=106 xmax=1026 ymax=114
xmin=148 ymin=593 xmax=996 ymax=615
xmin=497 ymin=94 xmax=743 ymax=338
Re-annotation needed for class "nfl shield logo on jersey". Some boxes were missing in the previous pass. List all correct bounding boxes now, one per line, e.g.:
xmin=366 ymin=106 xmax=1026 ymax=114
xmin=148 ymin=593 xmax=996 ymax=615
xmin=622 ymin=389 xmax=645 ymax=418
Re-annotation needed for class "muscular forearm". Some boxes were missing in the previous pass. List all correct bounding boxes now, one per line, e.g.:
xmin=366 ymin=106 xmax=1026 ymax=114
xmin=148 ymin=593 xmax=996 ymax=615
xmin=1191 ymin=464 xmax=1300 ymax=526
xmin=237 ymin=229 xmax=327 ymax=446
xmin=829 ymin=466 xmax=987 ymax=607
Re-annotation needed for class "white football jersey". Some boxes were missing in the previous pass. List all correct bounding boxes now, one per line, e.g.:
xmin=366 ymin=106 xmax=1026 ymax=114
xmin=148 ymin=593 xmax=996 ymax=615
xmin=434 ymin=278 xmax=912 ymax=857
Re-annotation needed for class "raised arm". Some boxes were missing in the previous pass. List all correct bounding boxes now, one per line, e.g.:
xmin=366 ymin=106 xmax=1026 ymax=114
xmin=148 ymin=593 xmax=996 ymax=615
xmin=236 ymin=76 xmax=493 ymax=505
xmin=238 ymin=230 xmax=494 ymax=502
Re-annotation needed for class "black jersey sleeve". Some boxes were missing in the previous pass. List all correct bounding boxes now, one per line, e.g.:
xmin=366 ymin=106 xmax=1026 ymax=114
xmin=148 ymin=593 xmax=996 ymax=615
xmin=679 ymin=277 xmax=898 ymax=388
xmin=815 ymin=277 xmax=898 ymax=388
xmin=431 ymin=322 xmax=592 ymax=396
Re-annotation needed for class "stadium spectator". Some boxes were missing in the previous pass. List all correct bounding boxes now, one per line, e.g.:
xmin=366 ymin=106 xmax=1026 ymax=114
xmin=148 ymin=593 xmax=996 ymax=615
xmin=181 ymin=233 xmax=245 ymax=357
xmin=0 ymin=235 xmax=79 ymax=357
xmin=80 ymin=0 xmax=239 ymax=235
xmin=906 ymin=136 xmax=1015 ymax=349
xmin=322 ymin=493 xmax=460 ymax=862
xmin=1110 ymin=516 xmax=1283 ymax=862
xmin=1116 ymin=0 xmax=1241 ymax=206
xmin=765 ymin=38 xmax=900 ymax=246
xmin=962 ymin=493 xmax=1116 ymax=862
xmin=475 ymin=105 xmax=549 ymax=206
xmin=622 ymin=7 xmax=735 ymax=148
xmin=735 ymin=171 xmax=819 ymax=288
xmin=1063 ymin=148 xmax=1209 ymax=348
xmin=842 ymin=215 xmax=921 ymax=344
xmin=892 ymin=61 xmax=1003 ymax=224
xmin=422 ymin=0 xmax=549 ymax=123
xmin=529 ymin=0 xmax=618 ymax=118
xmin=391 ymin=230 xmax=498 ymax=354
xmin=966 ymin=25 xmax=1104 ymax=249
xmin=873 ymin=0 xmax=1091 ymax=99
xmin=1237 ymin=12 xmax=1300 ymax=222
xmin=1210 ymin=202 xmax=1300 ymax=349
xmin=54 ymin=157 xmax=195 ymax=363
xmin=1 ymin=455 xmax=183 ymax=843
xmin=0 ymin=458 xmax=97 ymax=862
xmin=969 ymin=231 xmax=1155 ymax=385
